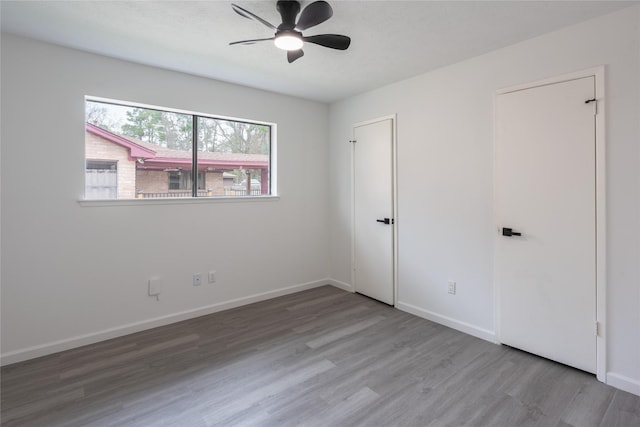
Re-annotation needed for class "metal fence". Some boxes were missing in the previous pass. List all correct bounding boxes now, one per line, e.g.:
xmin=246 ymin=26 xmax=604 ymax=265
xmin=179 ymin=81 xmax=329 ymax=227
xmin=226 ymin=189 xmax=263 ymax=196
xmin=138 ymin=191 xmax=210 ymax=198
xmin=138 ymin=189 xmax=264 ymax=198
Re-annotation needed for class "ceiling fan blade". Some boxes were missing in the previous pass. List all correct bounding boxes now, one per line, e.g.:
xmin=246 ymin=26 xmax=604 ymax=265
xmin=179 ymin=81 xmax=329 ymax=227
xmin=303 ymin=34 xmax=351 ymax=50
xmin=296 ymin=1 xmax=333 ymax=31
xmin=287 ymin=49 xmax=304 ymax=63
xmin=229 ymin=37 xmax=275 ymax=46
xmin=231 ymin=3 xmax=276 ymax=30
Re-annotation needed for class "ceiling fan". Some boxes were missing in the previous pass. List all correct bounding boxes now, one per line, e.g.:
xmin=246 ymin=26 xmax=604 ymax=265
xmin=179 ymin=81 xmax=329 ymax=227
xmin=229 ymin=0 xmax=351 ymax=63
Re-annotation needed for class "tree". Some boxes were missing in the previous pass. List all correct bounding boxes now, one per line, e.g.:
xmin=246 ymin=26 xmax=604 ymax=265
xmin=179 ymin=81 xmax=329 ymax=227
xmin=121 ymin=108 xmax=165 ymax=145
xmin=210 ymin=120 xmax=269 ymax=154
xmin=90 ymin=101 xmax=269 ymax=156
xmin=197 ymin=117 xmax=222 ymax=152
xmin=161 ymin=112 xmax=192 ymax=150
xmin=85 ymin=101 xmax=119 ymax=130
xmin=120 ymin=108 xmax=194 ymax=149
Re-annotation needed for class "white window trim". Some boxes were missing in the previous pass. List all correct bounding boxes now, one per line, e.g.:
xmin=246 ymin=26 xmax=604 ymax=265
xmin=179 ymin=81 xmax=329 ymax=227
xmin=78 ymin=195 xmax=280 ymax=207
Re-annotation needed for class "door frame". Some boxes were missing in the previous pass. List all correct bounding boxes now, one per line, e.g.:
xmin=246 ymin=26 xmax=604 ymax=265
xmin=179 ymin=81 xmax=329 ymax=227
xmin=493 ymin=66 xmax=606 ymax=382
xmin=351 ymin=114 xmax=398 ymax=305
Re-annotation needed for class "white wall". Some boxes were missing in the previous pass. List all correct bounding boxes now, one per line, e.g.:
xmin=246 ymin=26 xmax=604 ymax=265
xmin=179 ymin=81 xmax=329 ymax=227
xmin=0 ymin=34 xmax=330 ymax=363
xmin=2 ymin=6 xmax=639 ymax=396
xmin=329 ymin=6 xmax=640 ymax=394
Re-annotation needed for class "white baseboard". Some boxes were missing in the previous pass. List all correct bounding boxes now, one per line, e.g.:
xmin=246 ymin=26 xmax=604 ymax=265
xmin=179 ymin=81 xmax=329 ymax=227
xmin=0 ymin=279 xmax=330 ymax=366
xmin=397 ymin=304 xmax=640 ymax=397
xmin=5 ymin=279 xmax=638 ymax=398
xmin=396 ymin=301 xmax=497 ymax=344
xmin=607 ymin=372 xmax=640 ymax=396
xmin=327 ymin=278 xmax=354 ymax=292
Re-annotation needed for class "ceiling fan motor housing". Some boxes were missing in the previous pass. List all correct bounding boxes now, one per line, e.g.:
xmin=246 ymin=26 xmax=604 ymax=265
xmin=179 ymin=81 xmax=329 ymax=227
xmin=277 ymin=0 xmax=301 ymax=30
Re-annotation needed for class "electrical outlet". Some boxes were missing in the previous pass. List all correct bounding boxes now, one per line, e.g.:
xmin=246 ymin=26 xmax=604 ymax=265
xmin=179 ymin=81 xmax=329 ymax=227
xmin=208 ymin=270 xmax=216 ymax=284
xmin=148 ymin=278 xmax=161 ymax=301
xmin=193 ymin=273 xmax=202 ymax=286
xmin=448 ymin=280 xmax=456 ymax=295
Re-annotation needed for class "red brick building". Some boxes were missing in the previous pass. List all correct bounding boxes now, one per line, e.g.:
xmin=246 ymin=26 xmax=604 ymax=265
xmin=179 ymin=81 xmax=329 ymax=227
xmin=85 ymin=123 xmax=269 ymax=199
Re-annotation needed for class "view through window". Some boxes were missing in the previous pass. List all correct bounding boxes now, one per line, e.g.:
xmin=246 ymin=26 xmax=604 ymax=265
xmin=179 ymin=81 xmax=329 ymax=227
xmin=85 ymin=98 xmax=272 ymax=200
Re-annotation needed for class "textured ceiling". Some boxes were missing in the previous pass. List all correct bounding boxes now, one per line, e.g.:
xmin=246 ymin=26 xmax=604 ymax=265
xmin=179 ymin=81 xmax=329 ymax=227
xmin=1 ymin=1 xmax=636 ymax=103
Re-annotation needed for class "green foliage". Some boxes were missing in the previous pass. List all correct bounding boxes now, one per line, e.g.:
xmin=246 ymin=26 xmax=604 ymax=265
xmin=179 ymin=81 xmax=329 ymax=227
xmin=121 ymin=109 xmax=163 ymax=146
xmin=87 ymin=101 xmax=269 ymax=155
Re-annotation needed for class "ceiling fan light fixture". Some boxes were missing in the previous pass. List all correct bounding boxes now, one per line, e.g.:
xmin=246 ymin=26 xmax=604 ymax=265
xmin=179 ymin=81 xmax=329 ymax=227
xmin=274 ymin=32 xmax=303 ymax=51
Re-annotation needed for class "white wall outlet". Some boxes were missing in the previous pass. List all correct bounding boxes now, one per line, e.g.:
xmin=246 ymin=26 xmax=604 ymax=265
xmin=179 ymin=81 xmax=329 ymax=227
xmin=193 ymin=273 xmax=202 ymax=286
xmin=448 ymin=280 xmax=456 ymax=295
xmin=148 ymin=278 xmax=161 ymax=301
xmin=208 ymin=270 xmax=216 ymax=284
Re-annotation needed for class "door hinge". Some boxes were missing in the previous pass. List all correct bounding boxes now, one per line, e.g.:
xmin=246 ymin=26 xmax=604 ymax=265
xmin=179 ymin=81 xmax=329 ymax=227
xmin=595 ymin=321 xmax=600 ymax=337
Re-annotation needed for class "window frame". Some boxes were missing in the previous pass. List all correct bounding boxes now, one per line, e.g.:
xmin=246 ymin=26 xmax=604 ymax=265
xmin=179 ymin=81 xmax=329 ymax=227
xmin=83 ymin=96 xmax=276 ymax=202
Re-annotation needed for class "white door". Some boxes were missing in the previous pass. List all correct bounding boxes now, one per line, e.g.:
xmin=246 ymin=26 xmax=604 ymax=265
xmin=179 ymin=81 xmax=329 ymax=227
xmin=353 ymin=118 xmax=394 ymax=305
xmin=496 ymin=76 xmax=596 ymax=373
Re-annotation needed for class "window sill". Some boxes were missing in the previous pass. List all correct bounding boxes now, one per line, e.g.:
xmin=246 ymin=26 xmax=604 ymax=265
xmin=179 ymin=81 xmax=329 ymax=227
xmin=78 ymin=195 xmax=280 ymax=207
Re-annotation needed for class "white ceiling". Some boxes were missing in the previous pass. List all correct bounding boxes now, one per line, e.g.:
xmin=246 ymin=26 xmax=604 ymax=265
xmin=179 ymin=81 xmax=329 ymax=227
xmin=1 ymin=1 xmax=636 ymax=103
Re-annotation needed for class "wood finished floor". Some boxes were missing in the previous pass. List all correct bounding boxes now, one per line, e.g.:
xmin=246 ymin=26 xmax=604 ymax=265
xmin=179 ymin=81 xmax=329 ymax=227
xmin=2 ymin=286 xmax=639 ymax=427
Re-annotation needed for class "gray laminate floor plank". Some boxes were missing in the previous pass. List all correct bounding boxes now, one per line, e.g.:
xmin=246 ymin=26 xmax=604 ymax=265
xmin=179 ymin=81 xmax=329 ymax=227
xmin=599 ymin=390 xmax=640 ymax=427
xmin=2 ymin=285 xmax=638 ymax=426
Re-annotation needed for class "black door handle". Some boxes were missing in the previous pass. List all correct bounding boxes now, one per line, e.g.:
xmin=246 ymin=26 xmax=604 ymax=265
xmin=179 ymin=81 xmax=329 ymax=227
xmin=376 ymin=218 xmax=394 ymax=225
xmin=502 ymin=227 xmax=521 ymax=237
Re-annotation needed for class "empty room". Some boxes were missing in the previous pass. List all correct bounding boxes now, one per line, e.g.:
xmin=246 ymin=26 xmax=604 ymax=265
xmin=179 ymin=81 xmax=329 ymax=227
xmin=1 ymin=1 xmax=639 ymax=426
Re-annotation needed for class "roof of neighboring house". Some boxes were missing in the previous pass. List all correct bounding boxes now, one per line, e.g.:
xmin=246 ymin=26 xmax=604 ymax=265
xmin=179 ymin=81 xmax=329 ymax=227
xmin=86 ymin=122 xmax=269 ymax=170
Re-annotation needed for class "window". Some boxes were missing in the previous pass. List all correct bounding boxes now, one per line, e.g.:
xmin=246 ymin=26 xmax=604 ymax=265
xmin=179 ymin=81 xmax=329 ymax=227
xmin=168 ymin=171 xmax=205 ymax=191
xmin=85 ymin=98 xmax=272 ymax=200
